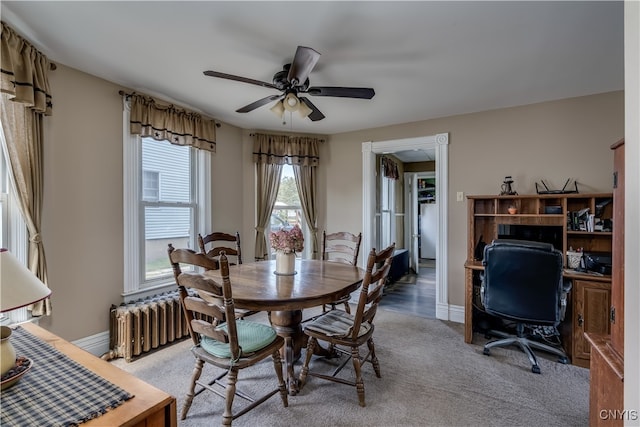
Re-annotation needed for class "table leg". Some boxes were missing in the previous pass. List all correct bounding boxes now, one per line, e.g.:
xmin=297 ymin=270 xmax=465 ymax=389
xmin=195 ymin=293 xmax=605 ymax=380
xmin=269 ymin=309 xmax=303 ymax=395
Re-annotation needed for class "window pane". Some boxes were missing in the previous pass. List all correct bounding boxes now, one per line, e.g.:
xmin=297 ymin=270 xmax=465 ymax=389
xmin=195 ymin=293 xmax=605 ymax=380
xmin=144 ymin=206 xmax=192 ymax=281
xmin=142 ymin=138 xmax=190 ymax=203
xmin=141 ymin=138 xmax=194 ymax=283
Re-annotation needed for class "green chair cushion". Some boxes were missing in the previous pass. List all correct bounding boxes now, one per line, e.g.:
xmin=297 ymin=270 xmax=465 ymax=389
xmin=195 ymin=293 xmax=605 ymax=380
xmin=201 ymin=320 xmax=277 ymax=359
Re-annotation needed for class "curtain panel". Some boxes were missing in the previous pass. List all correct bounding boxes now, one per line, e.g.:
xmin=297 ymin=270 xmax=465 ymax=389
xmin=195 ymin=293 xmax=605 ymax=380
xmin=128 ymin=93 xmax=217 ymax=152
xmin=1 ymin=22 xmax=53 ymax=115
xmin=252 ymin=133 xmax=320 ymax=166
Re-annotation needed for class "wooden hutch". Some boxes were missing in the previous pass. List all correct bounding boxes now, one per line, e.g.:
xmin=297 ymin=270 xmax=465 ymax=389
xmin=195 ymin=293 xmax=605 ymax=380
xmin=464 ymin=191 xmax=614 ymax=369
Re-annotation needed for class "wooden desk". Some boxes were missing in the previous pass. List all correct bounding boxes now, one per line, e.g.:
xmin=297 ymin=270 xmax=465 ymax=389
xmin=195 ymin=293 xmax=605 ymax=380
xmin=464 ymin=261 xmax=611 ymax=367
xmin=205 ymin=259 xmax=363 ymax=393
xmin=21 ymin=322 xmax=177 ymax=427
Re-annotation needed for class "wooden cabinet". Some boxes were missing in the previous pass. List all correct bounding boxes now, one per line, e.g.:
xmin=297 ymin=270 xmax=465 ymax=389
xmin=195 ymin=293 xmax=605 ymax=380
xmin=569 ymin=279 xmax=611 ymax=368
xmin=586 ymin=138 xmax=624 ymax=426
xmin=464 ymin=193 xmax=614 ymax=368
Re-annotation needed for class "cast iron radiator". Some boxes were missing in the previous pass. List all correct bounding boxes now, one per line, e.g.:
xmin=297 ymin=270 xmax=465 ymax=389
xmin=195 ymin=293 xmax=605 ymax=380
xmin=101 ymin=290 xmax=190 ymax=362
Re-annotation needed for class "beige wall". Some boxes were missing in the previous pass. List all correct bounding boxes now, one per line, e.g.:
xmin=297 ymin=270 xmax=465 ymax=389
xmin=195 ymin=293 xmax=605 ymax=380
xmin=325 ymin=91 xmax=624 ymax=306
xmin=36 ymin=63 xmax=623 ymax=340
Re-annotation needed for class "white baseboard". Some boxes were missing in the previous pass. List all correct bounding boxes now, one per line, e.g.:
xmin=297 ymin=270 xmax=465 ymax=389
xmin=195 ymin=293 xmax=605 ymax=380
xmin=436 ymin=303 xmax=464 ymax=323
xmin=71 ymin=330 xmax=110 ymax=357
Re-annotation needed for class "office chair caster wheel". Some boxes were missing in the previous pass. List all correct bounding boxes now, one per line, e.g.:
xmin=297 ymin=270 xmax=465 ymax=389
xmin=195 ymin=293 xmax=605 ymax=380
xmin=558 ymin=356 xmax=569 ymax=365
xmin=531 ymin=365 xmax=541 ymax=374
xmin=483 ymin=348 xmax=490 ymax=356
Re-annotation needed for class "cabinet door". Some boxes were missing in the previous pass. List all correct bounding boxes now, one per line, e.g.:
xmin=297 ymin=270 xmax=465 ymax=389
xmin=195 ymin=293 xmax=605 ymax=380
xmin=572 ymin=280 xmax=611 ymax=365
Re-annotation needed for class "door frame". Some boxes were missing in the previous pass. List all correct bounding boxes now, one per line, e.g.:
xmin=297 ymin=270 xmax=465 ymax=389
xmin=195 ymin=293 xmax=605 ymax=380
xmin=362 ymin=133 xmax=450 ymax=320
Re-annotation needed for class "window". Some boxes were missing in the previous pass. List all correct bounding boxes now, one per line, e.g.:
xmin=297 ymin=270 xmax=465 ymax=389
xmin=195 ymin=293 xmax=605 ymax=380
xmin=378 ymin=163 xmax=395 ymax=250
xmin=0 ymin=126 xmax=30 ymax=323
xmin=271 ymin=164 xmax=307 ymax=258
xmin=142 ymin=170 xmax=160 ymax=202
xmin=123 ymin=102 xmax=211 ymax=297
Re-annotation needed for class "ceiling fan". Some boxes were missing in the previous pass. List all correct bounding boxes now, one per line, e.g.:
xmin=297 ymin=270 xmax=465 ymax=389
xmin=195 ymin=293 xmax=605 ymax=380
xmin=203 ymin=46 xmax=375 ymax=121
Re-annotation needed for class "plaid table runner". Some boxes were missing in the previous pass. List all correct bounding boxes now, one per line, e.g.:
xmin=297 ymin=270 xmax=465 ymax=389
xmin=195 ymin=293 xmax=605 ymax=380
xmin=1 ymin=326 xmax=133 ymax=426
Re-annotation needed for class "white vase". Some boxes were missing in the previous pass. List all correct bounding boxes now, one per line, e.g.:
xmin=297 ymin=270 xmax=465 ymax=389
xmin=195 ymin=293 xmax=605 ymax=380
xmin=1 ymin=326 xmax=16 ymax=376
xmin=275 ymin=251 xmax=296 ymax=275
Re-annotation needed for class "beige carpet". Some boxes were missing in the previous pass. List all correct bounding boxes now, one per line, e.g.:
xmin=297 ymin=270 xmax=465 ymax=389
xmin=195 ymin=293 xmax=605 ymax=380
xmin=112 ymin=308 xmax=589 ymax=427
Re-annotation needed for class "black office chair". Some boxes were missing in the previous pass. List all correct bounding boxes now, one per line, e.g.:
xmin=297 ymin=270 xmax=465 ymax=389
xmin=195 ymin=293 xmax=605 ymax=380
xmin=480 ymin=239 xmax=570 ymax=374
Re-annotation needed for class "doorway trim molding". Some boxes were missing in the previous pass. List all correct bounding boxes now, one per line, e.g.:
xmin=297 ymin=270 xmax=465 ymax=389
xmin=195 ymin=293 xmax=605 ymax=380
xmin=362 ymin=133 xmax=450 ymax=320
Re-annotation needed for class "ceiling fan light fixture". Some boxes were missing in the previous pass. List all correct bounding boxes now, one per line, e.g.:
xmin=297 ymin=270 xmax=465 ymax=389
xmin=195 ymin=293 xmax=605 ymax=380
xmin=283 ymin=93 xmax=299 ymax=112
xmin=297 ymin=100 xmax=312 ymax=118
xmin=270 ymin=100 xmax=285 ymax=118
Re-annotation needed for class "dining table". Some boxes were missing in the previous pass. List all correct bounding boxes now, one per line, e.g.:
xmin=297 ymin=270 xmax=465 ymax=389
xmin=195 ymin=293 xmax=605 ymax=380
xmin=204 ymin=258 xmax=364 ymax=394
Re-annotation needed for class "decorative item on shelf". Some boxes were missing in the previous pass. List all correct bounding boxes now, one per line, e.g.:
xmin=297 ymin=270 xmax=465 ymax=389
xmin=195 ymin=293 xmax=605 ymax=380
xmin=566 ymin=248 xmax=583 ymax=269
xmin=508 ymin=205 xmax=518 ymax=215
xmin=0 ymin=249 xmax=51 ymax=388
xmin=500 ymin=176 xmax=517 ymax=195
xmin=270 ymin=225 xmax=304 ymax=276
xmin=535 ymin=178 xmax=579 ymax=194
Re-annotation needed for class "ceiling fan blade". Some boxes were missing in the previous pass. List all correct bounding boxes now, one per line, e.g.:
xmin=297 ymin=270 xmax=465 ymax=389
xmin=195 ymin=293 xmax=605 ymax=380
xmin=298 ymin=97 xmax=325 ymax=121
xmin=204 ymin=70 xmax=277 ymax=90
xmin=287 ymin=46 xmax=320 ymax=86
xmin=236 ymin=94 xmax=283 ymax=113
xmin=306 ymin=86 xmax=375 ymax=99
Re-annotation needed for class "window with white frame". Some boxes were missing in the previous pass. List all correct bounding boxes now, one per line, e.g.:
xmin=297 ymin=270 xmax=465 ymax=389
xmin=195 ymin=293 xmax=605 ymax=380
xmin=0 ymin=127 xmax=30 ymax=323
xmin=270 ymin=164 xmax=307 ymax=258
xmin=122 ymin=102 xmax=211 ymax=297
xmin=378 ymin=164 xmax=395 ymax=250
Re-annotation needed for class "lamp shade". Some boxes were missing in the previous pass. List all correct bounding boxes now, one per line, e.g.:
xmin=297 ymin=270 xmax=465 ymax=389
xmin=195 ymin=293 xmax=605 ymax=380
xmin=269 ymin=100 xmax=285 ymax=119
xmin=297 ymin=100 xmax=312 ymax=118
xmin=283 ymin=93 xmax=299 ymax=112
xmin=0 ymin=249 xmax=51 ymax=312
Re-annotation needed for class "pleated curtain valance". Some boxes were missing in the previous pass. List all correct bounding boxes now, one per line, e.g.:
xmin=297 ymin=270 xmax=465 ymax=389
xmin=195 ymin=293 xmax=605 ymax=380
xmin=252 ymin=133 xmax=320 ymax=166
xmin=1 ymin=22 xmax=53 ymax=115
xmin=128 ymin=93 xmax=217 ymax=152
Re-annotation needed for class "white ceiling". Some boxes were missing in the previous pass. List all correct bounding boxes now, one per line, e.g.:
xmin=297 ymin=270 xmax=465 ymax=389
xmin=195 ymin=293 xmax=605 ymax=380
xmin=1 ymin=1 xmax=623 ymax=142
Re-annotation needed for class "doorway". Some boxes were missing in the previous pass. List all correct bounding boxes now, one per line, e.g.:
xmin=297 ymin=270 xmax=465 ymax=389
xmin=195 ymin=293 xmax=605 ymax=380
xmin=362 ymin=133 xmax=450 ymax=321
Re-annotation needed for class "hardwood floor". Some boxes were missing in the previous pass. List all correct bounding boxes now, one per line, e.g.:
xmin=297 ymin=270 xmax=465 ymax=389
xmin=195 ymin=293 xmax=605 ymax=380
xmin=380 ymin=258 xmax=436 ymax=318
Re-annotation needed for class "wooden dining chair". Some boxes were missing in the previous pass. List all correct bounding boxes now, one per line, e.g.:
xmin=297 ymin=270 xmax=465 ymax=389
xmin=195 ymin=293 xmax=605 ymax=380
xmin=167 ymin=243 xmax=257 ymax=319
xmin=321 ymin=230 xmax=362 ymax=313
xmin=198 ymin=231 xmax=243 ymax=266
xmin=298 ymin=242 xmax=395 ymax=407
xmin=167 ymin=246 xmax=288 ymax=426
xmin=197 ymin=232 xmax=256 ymax=319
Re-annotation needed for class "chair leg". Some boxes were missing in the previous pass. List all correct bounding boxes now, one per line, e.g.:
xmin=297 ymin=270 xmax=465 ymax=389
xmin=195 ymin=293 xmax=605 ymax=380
xmin=298 ymin=337 xmax=317 ymax=388
xmin=527 ymin=339 xmax=570 ymax=363
xmin=223 ymin=367 xmax=239 ymax=426
xmin=351 ymin=346 xmax=366 ymax=407
xmin=272 ymin=349 xmax=289 ymax=407
xmin=343 ymin=301 xmax=351 ymax=314
xmin=367 ymin=337 xmax=381 ymax=378
xmin=181 ymin=358 xmax=204 ymax=420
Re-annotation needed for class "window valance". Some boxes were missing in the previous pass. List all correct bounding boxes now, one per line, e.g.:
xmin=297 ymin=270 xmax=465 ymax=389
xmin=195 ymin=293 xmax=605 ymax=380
xmin=127 ymin=93 xmax=216 ymax=152
xmin=382 ymin=156 xmax=399 ymax=180
xmin=1 ymin=22 xmax=53 ymax=115
xmin=252 ymin=133 xmax=320 ymax=166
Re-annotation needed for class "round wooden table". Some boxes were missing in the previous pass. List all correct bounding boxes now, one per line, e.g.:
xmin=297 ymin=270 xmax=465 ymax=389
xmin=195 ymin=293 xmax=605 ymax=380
xmin=204 ymin=259 xmax=364 ymax=394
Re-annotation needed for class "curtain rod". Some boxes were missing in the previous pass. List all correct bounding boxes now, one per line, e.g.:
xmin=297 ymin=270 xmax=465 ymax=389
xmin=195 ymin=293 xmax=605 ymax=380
xmin=249 ymin=132 xmax=325 ymax=142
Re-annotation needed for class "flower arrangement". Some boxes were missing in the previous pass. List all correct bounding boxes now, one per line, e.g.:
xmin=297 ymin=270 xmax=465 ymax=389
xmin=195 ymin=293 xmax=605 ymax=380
xmin=270 ymin=224 xmax=304 ymax=254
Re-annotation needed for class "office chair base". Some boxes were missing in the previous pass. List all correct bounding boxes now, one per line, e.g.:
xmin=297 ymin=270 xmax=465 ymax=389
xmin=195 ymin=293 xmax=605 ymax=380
xmin=483 ymin=332 xmax=568 ymax=374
